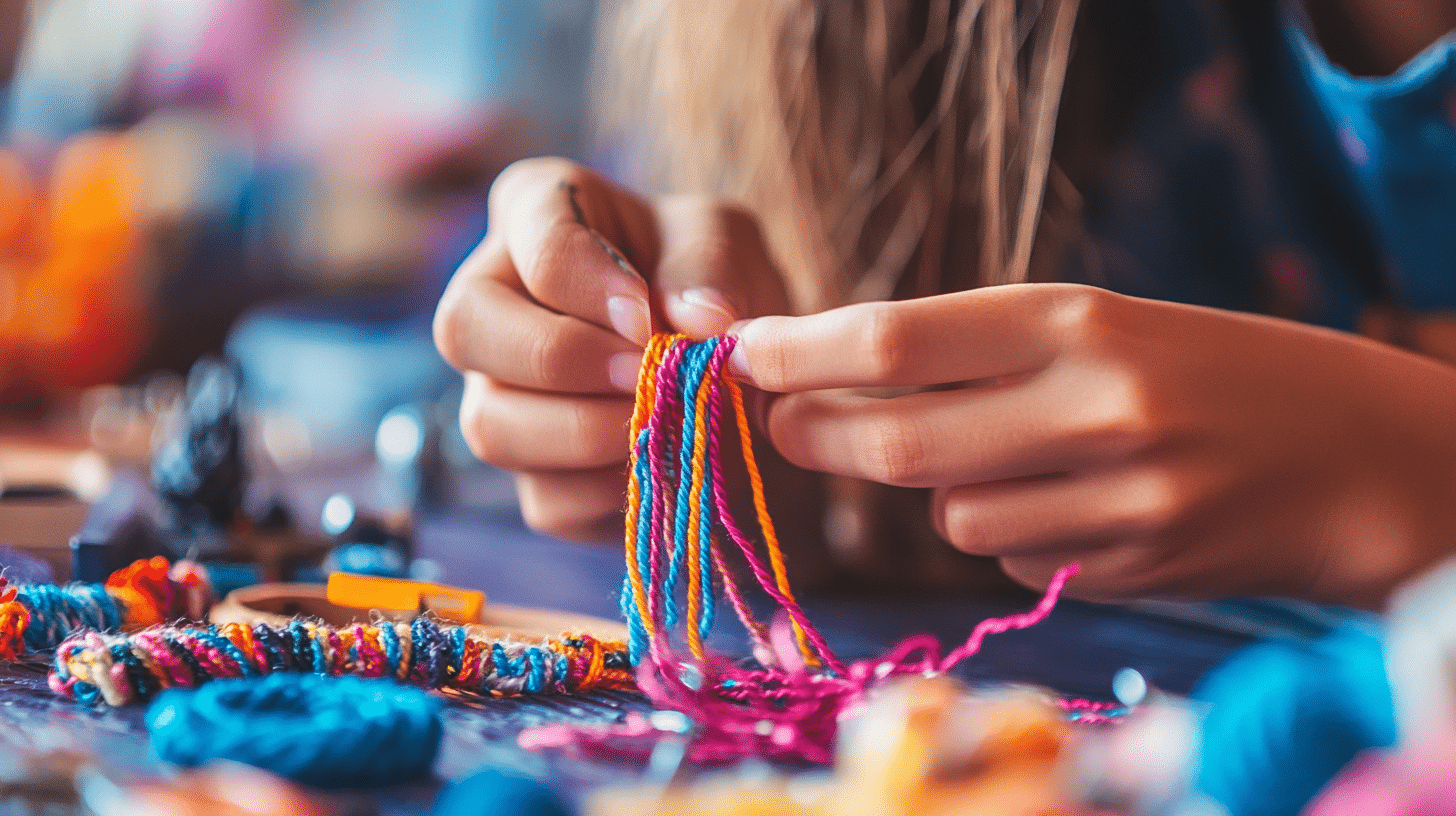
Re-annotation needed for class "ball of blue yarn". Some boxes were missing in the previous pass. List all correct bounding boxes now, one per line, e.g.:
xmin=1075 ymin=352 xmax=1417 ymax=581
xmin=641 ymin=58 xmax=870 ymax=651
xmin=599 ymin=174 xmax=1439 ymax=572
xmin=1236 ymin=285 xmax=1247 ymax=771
xmin=1194 ymin=622 xmax=1395 ymax=816
xmin=430 ymin=768 xmax=573 ymax=816
xmin=147 ymin=673 xmax=443 ymax=789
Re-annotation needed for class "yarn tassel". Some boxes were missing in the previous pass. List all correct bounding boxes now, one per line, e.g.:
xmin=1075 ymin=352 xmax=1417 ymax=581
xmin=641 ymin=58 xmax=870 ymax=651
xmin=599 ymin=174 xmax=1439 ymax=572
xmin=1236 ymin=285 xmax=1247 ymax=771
xmin=529 ymin=333 xmax=1085 ymax=764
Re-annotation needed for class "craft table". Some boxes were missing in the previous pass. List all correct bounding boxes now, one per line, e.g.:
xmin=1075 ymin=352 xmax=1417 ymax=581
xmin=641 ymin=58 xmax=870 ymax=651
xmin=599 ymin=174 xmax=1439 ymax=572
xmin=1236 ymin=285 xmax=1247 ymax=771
xmin=0 ymin=467 xmax=1276 ymax=814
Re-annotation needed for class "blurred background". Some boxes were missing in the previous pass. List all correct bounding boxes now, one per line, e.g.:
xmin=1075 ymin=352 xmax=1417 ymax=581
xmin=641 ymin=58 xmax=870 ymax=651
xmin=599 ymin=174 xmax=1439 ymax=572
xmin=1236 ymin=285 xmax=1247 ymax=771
xmin=0 ymin=0 xmax=601 ymax=583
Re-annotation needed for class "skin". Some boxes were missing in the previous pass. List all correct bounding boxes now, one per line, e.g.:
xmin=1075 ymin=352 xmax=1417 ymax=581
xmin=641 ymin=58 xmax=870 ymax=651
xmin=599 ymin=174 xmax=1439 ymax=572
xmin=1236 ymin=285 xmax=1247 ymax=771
xmin=434 ymin=10 xmax=1456 ymax=610
xmin=434 ymin=159 xmax=791 ymax=543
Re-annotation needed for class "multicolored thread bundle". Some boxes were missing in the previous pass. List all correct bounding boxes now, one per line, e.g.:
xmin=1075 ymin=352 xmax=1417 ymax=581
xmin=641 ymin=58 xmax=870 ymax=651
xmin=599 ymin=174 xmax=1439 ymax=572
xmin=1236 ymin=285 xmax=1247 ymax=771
xmin=621 ymin=332 xmax=831 ymax=670
xmin=0 ymin=557 xmax=207 ymax=660
xmin=524 ymin=333 xmax=1082 ymax=764
xmin=48 ymin=616 xmax=633 ymax=707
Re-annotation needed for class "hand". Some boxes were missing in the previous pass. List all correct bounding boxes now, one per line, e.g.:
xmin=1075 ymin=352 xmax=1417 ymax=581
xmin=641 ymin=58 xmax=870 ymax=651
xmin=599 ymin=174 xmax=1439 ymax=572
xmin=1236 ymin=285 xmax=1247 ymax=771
xmin=727 ymin=282 xmax=1456 ymax=608
xmin=433 ymin=157 xmax=790 ymax=541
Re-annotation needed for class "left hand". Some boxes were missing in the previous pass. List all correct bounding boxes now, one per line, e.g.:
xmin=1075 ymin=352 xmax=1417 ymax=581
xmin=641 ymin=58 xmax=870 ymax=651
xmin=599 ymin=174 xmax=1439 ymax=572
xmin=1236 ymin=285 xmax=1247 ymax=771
xmin=727 ymin=283 xmax=1456 ymax=608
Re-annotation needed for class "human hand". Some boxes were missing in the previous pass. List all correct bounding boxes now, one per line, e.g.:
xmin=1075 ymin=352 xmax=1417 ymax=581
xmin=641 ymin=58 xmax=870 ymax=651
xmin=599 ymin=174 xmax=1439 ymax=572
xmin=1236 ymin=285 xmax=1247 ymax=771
xmin=433 ymin=157 xmax=790 ymax=541
xmin=727 ymin=283 xmax=1456 ymax=608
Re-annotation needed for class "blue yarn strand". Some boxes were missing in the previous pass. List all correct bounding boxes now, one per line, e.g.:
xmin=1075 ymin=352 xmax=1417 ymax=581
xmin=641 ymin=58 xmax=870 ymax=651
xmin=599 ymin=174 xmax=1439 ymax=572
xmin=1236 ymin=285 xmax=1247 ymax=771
xmin=624 ymin=429 xmax=656 ymax=663
xmin=526 ymin=645 xmax=547 ymax=693
xmin=18 ymin=584 xmax=121 ymax=651
xmin=666 ymin=340 xmax=716 ymax=627
xmin=194 ymin=628 xmax=261 ymax=678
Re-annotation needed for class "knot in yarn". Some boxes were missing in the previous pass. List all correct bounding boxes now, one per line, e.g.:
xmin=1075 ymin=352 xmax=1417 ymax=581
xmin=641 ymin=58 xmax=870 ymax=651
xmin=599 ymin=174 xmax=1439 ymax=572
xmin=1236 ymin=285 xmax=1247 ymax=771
xmin=147 ymin=673 xmax=443 ymax=788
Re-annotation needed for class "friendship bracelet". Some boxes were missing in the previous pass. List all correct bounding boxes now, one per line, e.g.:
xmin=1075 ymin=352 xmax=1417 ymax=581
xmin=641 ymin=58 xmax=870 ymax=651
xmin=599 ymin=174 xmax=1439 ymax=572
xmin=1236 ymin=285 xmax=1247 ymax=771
xmin=0 ymin=557 xmax=208 ymax=660
xmin=48 ymin=615 xmax=633 ymax=707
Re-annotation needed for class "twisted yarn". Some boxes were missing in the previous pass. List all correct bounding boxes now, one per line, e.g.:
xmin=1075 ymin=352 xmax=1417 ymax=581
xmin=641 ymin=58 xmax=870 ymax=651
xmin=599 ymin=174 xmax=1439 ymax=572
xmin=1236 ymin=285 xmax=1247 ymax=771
xmin=0 ymin=557 xmax=201 ymax=660
xmin=147 ymin=673 xmax=443 ymax=788
xmin=525 ymin=334 xmax=1084 ymax=764
xmin=49 ymin=616 xmax=632 ymax=707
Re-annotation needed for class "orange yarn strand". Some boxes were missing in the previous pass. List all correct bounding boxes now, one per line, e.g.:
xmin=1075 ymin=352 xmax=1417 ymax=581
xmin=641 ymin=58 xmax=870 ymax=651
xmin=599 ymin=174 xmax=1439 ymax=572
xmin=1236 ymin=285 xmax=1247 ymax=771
xmin=726 ymin=377 xmax=817 ymax=667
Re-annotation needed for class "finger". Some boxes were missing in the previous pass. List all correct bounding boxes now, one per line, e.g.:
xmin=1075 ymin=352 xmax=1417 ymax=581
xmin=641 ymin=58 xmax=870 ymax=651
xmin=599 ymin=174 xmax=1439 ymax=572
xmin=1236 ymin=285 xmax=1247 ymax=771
xmin=490 ymin=158 xmax=658 ymax=345
xmin=999 ymin=545 xmax=1210 ymax=602
xmin=766 ymin=370 xmax=1150 ymax=487
xmin=654 ymin=197 xmax=792 ymax=337
xmin=514 ymin=466 xmax=628 ymax=542
xmin=459 ymin=373 xmax=633 ymax=471
xmin=931 ymin=466 xmax=1183 ymax=557
xmin=435 ymin=273 xmax=642 ymax=393
xmin=729 ymin=282 xmax=1100 ymax=391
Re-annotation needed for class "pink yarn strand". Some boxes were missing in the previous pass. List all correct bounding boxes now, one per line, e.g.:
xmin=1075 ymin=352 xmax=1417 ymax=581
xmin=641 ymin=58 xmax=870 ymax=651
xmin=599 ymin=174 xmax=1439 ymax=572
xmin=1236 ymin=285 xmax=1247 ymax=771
xmin=938 ymin=562 xmax=1079 ymax=671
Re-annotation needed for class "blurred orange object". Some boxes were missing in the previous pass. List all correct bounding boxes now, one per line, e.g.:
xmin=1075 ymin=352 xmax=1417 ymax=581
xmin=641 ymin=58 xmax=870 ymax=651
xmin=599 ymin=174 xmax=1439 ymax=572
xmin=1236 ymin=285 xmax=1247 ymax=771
xmin=124 ymin=761 xmax=339 ymax=816
xmin=0 ymin=133 xmax=149 ymax=402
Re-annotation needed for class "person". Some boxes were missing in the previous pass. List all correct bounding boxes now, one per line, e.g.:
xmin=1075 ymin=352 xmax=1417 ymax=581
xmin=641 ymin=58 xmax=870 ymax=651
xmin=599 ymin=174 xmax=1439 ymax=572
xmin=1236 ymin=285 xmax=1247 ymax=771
xmin=432 ymin=0 xmax=1456 ymax=611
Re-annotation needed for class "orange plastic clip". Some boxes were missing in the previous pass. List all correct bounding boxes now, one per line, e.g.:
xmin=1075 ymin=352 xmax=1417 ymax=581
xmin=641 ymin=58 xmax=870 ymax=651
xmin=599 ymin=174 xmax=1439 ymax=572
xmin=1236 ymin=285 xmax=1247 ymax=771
xmin=325 ymin=573 xmax=485 ymax=624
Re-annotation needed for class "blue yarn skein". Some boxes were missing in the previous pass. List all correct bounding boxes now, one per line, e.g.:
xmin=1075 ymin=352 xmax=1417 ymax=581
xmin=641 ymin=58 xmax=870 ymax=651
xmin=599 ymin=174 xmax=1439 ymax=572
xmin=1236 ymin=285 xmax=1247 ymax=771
xmin=430 ymin=768 xmax=573 ymax=816
xmin=1194 ymin=622 xmax=1395 ymax=816
xmin=147 ymin=673 xmax=443 ymax=789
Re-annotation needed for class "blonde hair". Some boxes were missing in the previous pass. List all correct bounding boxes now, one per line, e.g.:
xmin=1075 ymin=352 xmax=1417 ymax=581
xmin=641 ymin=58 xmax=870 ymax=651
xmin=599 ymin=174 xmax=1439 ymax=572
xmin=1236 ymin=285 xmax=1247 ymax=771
xmin=597 ymin=0 xmax=1083 ymax=313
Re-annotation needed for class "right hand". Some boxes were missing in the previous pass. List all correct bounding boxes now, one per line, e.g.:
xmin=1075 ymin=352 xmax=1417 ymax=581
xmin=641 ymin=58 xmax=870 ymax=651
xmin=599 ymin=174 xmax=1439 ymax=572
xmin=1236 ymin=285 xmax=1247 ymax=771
xmin=433 ymin=157 xmax=791 ymax=541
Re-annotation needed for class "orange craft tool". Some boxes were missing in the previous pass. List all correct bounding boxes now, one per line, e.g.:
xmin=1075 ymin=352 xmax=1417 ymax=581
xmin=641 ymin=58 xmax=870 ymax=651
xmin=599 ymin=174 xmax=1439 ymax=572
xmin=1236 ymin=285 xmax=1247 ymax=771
xmin=325 ymin=572 xmax=486 ymax=624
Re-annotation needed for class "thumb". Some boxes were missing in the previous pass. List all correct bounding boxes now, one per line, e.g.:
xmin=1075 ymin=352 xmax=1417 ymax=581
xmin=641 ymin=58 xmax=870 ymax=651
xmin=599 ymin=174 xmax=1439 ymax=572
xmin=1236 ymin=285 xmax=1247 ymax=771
xmin=652 ymin=197 xmax=792 ymax=338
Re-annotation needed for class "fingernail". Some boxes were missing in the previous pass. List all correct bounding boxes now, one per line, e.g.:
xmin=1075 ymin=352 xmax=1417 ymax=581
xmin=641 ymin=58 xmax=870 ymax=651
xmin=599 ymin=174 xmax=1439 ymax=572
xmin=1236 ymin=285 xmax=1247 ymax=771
xmin=608 ymin=351 xmax=642 ymax=393
xmin=607 ymin=296 xmax=652 ymax=346
xmin=671 ymin=287 xmax=737 ymax=334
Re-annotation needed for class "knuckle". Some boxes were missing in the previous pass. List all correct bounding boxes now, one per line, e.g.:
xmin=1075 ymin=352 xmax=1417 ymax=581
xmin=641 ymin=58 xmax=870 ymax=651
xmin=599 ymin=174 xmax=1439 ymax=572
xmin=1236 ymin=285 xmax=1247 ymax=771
xmin=459 ymin=394 xmax=511 ymax=467
xmin=491 ymin=157 xmax=579 ymax=205
xmin=432 ymin=290 xmax=467 ymax=370
xmin=1121 ymin=468 xmax=1188 ymax=534
xmin=939 ymin=497 xmax=998 ymax=554
xmin=519 ymin=221 xmax=577 ymax=290
xmin=749 ymin=326 xmax=794 ymax=392
xmin=857 ymin=303 xmax=914 ymax=382
xmin=1073 ymin=368 xmax=1163 ymax=457
xmin=524 ymin=324 xmax=570 ymax=388
xmin=857 ymin=412 xmax=930 ymax=486
xmin=1046 ymin=283 xmax=1114 ymax=343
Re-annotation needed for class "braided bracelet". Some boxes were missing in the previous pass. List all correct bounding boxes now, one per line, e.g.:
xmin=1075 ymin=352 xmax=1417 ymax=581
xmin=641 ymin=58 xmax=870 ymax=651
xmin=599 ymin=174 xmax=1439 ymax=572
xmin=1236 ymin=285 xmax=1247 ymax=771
xmin=0 ymin=557 xmax=209 ymax=659
xmin=48 ymin=616 xmax=633 ymax=707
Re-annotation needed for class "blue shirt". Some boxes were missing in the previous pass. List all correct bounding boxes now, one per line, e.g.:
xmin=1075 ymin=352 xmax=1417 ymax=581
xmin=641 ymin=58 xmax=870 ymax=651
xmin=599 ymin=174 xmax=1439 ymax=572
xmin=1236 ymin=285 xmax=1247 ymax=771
xmin=1072 ymin=0 xmax=1456 ymax=332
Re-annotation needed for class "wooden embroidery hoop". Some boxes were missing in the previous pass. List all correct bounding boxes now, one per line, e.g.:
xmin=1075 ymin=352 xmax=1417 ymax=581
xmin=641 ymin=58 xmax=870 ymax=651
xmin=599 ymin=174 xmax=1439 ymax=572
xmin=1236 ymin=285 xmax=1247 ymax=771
xmin=209 ymin=581 xmax=630 ymax=643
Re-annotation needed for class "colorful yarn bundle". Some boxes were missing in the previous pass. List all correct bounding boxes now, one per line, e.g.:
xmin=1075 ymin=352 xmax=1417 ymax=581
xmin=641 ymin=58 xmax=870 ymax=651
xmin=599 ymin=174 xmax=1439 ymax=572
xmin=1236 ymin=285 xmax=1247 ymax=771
xmin=48 ymin=615 xmax=633 ymax=707
xmin=0 ymin=556 xmax=204 ymax=660
xmin=147 ymin=673 xmax=444 ymax=788
xmin=524 ymin=334 xmax=1083 ymax=764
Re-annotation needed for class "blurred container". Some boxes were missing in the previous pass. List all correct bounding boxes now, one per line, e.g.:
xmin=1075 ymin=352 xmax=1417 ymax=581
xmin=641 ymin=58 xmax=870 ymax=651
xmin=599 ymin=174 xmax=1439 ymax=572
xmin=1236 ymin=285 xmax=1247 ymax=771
xmin=227 ymin=297 xmax=453 ymax=462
